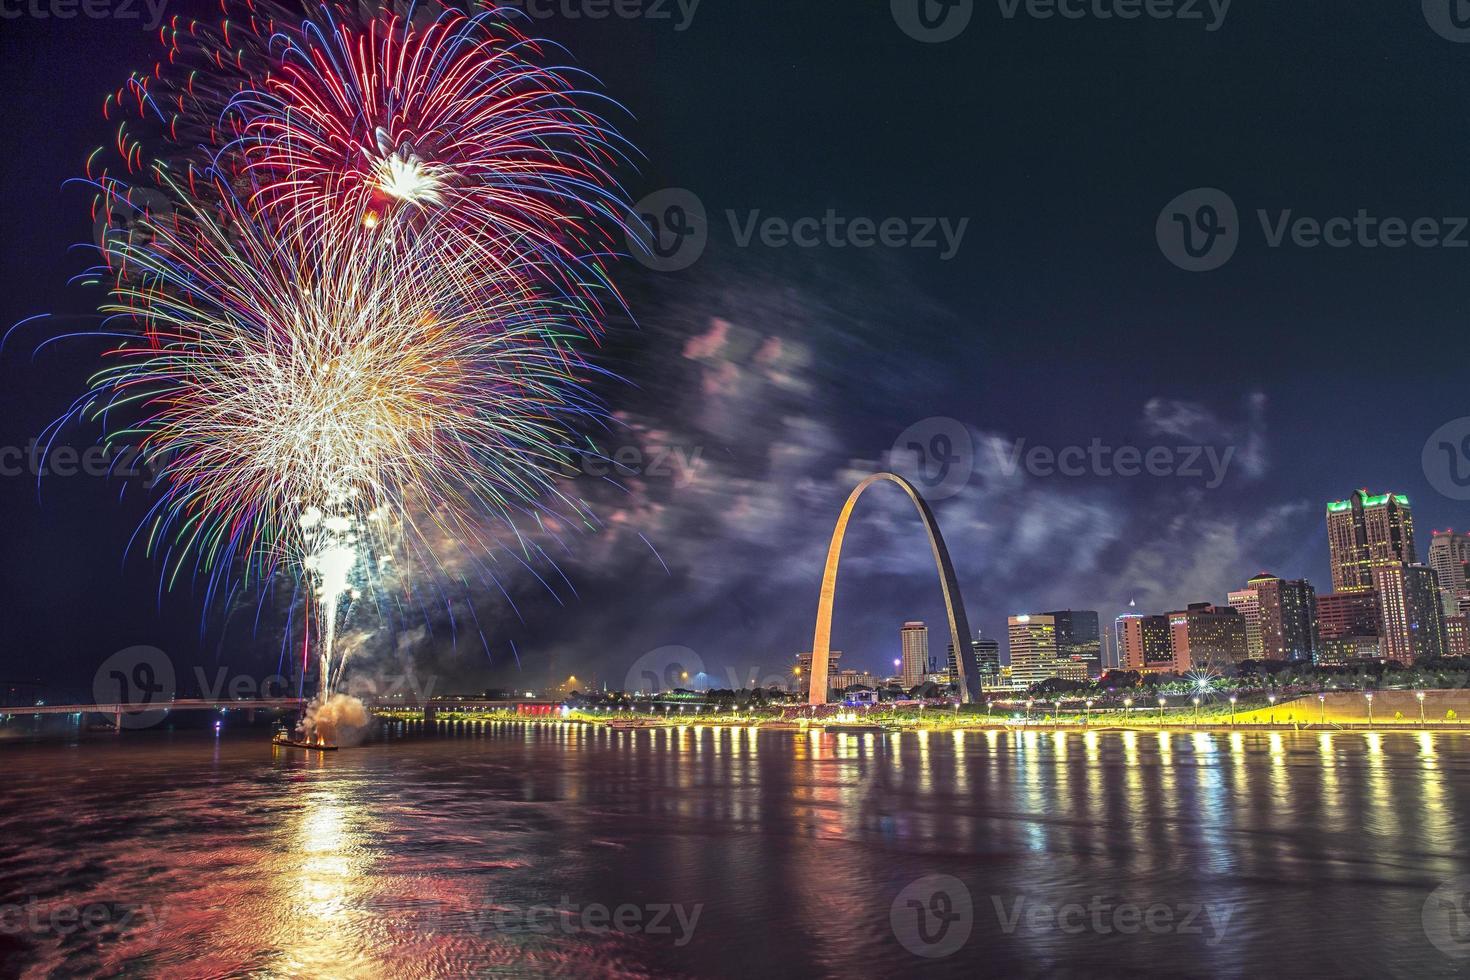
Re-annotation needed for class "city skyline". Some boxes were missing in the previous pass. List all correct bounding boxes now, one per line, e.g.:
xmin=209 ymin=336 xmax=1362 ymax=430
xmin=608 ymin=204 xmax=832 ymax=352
xmin=805 ymin=487 xmax=1470 ymax=694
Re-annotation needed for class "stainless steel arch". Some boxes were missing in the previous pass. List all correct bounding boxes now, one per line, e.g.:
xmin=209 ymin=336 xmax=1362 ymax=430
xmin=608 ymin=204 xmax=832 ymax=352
xmin=807 ymin=473 xmax=982 ymax=705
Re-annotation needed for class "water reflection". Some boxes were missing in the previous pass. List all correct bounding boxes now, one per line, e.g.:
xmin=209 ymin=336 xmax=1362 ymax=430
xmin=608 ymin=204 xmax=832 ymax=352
xmin=2 ymin=727 xmax=1468 ymax=976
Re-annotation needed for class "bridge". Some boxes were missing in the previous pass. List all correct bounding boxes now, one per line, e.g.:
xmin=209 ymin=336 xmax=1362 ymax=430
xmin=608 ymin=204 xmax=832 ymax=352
xmin=0 ymin=699 xmax=306 ymax=727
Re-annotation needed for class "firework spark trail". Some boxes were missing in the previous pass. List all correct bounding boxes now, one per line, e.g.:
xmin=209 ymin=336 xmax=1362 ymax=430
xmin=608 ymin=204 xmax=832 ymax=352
xmin=50 ymin=1 xmax=638 ymax=709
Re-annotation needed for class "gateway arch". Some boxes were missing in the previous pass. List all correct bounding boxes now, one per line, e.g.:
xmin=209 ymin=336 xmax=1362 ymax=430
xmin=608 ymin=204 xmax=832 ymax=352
xmin=807 ymin=472 xmax=983 ymax=706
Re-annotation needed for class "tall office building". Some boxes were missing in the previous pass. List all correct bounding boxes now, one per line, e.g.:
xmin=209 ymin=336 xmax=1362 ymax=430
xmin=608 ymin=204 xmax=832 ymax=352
xmin=1007 ymin=614 xmax=1058 ymax=688
xmin=1428 ymin=530 xmax=1470 ymax=612
xmin=1247 ymin=573 xmax=1319 ymax=662
xmin=1317 ymin=591 xmax=1380 ymax=640
xmin=795 ymin=650 xmax=842 ymax=698
xmin=1445 ymin=615 xmax=1470 ymax=658
xmin=1044 ymin=610 xmax=1102 ymax=678
xmin=1167 ymin=603 xmax=1248 ymax=673
xmin=1116 ymin=612 xmax=1175 ymax=674
xmin=1372 ymin=564 xmax=1446 ymax=664
xmin=1315 ymin=591 xmax=1381 ymax=665
xmin=1227 ymin=586 xmax=1264 ymax=659
xmin=947 ymin=634 xmax=1001 ymax=689
xmin=1326 ymin=490 xmax=1416 ymax=593
xmin=900 ymin=622 xmax=930 ymax=689
xmin=974 ymin=636 xmax=1002 ymax=687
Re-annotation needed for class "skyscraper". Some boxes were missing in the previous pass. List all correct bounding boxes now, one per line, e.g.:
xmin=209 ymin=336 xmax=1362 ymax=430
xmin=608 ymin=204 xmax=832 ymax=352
xmin=1372 ymin=564 xmax=1446 ymax=664
xmin=1243 ymin=573 xmax=1319 ymax=662
xmin=1445 ymin=615 xmax=1470 ymax=658
xmin=1326 ymin=490 xmax=1416 ymax=593
xmin=1167 ymin=603 xmax=1248 ymax=673
xmin=1007 ymin=614 xmax=1058 ymax=688
xmin=1044 ymin=610 xmax=1102 ymax=678
xmin=1317 ymin=590 xmax=1380 ymax=641
xmin=1428 ymin=530 xmax=1470 ymax=612
xmin=1227 ymin=586 xmax=1264 ymax=660
xmin=900 ymin=622 xmax=929 ymax=689
xmin=795 ymin=650 xmax=842 ymax=698
xmin=1116 ymin=612 xmax=1174 ymax=674
xmin=947 ymin=633 xmax=1001 ymax=690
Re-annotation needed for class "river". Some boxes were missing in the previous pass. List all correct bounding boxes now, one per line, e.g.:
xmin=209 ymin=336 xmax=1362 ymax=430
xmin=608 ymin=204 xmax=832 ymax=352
xmin=2 ymin=723 xmax=1467 ymax=977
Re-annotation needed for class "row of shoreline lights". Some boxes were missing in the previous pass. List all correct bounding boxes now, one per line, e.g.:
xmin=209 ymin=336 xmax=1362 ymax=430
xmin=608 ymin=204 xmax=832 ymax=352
xmin=434 ymin=688 xmax=1435 ymax=725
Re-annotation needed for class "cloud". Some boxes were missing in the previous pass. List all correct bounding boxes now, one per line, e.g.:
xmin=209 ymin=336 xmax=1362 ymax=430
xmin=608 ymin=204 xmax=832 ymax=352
xmin=1142 ymin=391 xmax=1268 ymax=478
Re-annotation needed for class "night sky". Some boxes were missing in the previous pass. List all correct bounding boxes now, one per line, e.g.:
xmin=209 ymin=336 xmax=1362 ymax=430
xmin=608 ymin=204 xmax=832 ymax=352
xmin=3 ymin=1 xmax=1470 ymax=697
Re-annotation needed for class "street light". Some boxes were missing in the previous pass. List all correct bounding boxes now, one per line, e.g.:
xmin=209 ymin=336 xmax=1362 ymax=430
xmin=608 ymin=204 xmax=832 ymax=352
xmin=1026 ymin=699 xmax=1033 ymax=723
xmin=1157 ymin=697 xmax=1166 ymax=723
xmin=1417 ymin=691 xmax=1426 ymax=727
xmin=1267 ymin=693 xmax=1276 ymax=725
xmin=1192 ymin=696 xmax=1201 ymax=724
xmin=1124 ymin=697 xmax=1133 ymax=722
xmin=1318 ymin=693 xmax=1326 ymax=727
xmin=1365 ymin=691 xmax=1374 ymax=728
xmin=1229 ymin=695 xmax=1237 ymax=726
xmin=1085 ymin=699 xmax=1094 ymax=726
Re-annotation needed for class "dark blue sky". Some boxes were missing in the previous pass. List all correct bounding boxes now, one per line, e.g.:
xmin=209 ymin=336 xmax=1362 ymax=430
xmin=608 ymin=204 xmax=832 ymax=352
xmin=3 ymin=1 xmax=1469 ymax=695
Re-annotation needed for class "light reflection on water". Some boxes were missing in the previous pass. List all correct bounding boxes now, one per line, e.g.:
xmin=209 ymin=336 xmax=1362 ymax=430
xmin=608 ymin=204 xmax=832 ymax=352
xmin=1 ymin=724 xmax=1468 ymax=977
